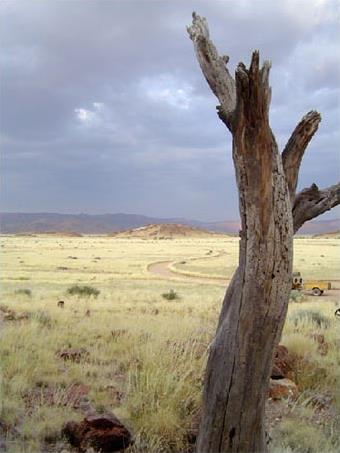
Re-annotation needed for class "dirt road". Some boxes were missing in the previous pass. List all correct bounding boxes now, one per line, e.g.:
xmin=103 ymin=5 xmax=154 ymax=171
xmin=147 ymin=261 xmax=176 ymax=279
xmin=147 ymin=260 xmax=340 ymax=302
xmin=147 ymin=260 xmax=228 ymax=286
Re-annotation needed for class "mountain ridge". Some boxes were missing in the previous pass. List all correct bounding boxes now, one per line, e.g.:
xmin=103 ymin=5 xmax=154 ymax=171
xmin=1 ymin=212 xmax=339 ymax=235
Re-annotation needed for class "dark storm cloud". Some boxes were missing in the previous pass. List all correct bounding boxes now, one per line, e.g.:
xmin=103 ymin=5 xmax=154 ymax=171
xmin=1 ymin=0 xmax=339 ymax=220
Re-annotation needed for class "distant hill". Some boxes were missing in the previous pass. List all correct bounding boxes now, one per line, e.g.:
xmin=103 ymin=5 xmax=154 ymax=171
xmin=0 ymin=212 xmax=236 ymax=234
xmin=299 ymin=220 xmax=340 ymax=235
xmin=110 ymin=223 xmax=225 ymax=239
xmin=313 ymin=230 xmax=340 ymax=239
xmin=0 ymin=212 xmax=176 ymax=234
xmin=0 ymin=212 xmax=339 ymax=235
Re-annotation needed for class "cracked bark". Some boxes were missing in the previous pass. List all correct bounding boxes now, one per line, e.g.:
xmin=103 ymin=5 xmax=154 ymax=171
xmin=187 ymin=12 xmax=340 ymax=453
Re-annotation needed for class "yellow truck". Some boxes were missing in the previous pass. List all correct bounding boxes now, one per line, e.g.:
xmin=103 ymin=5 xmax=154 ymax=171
xmin=292 ymin=272 xmax=331 ymax=296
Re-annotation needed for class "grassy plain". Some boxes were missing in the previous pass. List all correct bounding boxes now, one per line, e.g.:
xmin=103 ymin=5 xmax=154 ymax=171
xmin=173 ymin=237 xmax=340 ymax=281
xmin=0 ymin=234 xmax=339 ymax=452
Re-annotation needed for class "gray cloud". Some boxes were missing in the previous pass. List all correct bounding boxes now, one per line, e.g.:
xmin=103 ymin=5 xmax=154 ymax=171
xmin=1 ymin=0 xmax=339 ymax=220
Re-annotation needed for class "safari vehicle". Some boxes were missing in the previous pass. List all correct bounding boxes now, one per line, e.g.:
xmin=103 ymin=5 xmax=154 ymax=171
xmin=292 ymin=272 xmax=303 ymax=290
xmin=292 ymin=271 xmax=331 ymax=296
xmin=303 ymin=280 xmax=331 ymax=296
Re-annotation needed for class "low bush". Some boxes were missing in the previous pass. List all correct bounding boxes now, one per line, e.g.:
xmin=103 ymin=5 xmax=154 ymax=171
xmin=289 ymin=290 xmax=305 ymax=303
xmin=162 ymin=289 xmax=178 ymax=301
xmin=66 ymin=285 xmax=100 ymax=298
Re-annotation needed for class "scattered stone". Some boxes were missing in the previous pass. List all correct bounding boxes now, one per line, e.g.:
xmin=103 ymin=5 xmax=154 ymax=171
xmin=268 ymin=378 xmax=298 ymax=400
xmin=62 ymin=412 xmax=132 ymax=452
xmin=271 ymin=345 xmax=294 ymax=380
xmin=56 ymin=348 xmax=89 ymax=362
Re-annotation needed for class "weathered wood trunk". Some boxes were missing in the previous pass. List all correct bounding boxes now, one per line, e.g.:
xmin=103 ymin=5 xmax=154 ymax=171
xmin=196 ymin=52 xmax=293 ymax=453
xmin=187 ymin=12 xmax=340 ymax=453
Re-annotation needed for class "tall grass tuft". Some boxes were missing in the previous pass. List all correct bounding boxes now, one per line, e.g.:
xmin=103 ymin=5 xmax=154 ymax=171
xmin=290 ymin=309 xmax=330 ymax=328
xmin=272 ymin=418 xmax=337 ymax=453
xmin=66 ymin=285 xmax=100 ymax=298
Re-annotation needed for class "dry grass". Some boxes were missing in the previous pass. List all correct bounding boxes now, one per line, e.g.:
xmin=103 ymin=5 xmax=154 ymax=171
xmin=0 ymin=234 xmax=339 ymax=452
xmin=172 ymin=237 xmax=340 ymax=281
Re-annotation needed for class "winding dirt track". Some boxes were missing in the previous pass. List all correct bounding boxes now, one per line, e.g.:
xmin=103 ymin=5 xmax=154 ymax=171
xmin=147 ymin=261 xmax=175 ymax=280
xmin=147 ymin=260 xmax=229 ymax=286
xmin=147 ymin=260 xmax=340 ymax=302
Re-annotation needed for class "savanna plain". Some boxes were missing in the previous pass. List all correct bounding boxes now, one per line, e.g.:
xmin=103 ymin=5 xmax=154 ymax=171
xmin=0 ymin=233 xmax=339 ymax=452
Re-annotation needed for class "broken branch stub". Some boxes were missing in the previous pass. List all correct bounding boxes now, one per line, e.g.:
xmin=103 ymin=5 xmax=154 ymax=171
xmin=187 ymin=12 xmax=236 ymax=130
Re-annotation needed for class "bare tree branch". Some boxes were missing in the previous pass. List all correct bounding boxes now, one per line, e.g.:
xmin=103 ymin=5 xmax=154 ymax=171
xmin=293 ymin=182 xmax=340 ymax=233
xmin=235 ymin=51 xmax=272 ymax=125
xmin=187 ymin=12 xmax=236 ymax=130
xmin=282 ymin=111 xmax=321 ymax=200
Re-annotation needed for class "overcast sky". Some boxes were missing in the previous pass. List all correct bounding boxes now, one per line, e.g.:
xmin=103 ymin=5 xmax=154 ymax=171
xmin=1 ymin=0 xmax=339 ymax=221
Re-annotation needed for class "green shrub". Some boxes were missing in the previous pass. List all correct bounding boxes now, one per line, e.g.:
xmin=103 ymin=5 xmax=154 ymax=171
xmin=291 ymin=309 xmax=330 ymax=328
xmin=162 ymin=289 xmax=178 ymax=301
xmin=290 ymin=290 xmax=305 ymax=303
xmin=15 ymin=288 xmax=32 ymax=296
xmin=67 ymin=285 xmax=100 ymax=298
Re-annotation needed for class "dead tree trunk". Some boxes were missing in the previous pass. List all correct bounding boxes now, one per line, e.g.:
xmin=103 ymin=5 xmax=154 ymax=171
xmin=187 ymin=13 xmax=340 ymax=453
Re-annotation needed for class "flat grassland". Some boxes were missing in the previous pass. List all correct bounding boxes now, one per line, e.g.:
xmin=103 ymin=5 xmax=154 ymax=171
xmin=0 ymin=235 xmax=339 ymax=452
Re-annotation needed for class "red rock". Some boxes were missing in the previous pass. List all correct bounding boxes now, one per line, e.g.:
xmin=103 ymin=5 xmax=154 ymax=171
xmin=268 ymin=378 xmax=298 ymax=400
xmin=85 ymin=413 xmax=123 ymax=429
xmin=271 ymin=345 xmax=294 ymax=379
xmin=62 ymin=412 xmax=132 ymax=452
